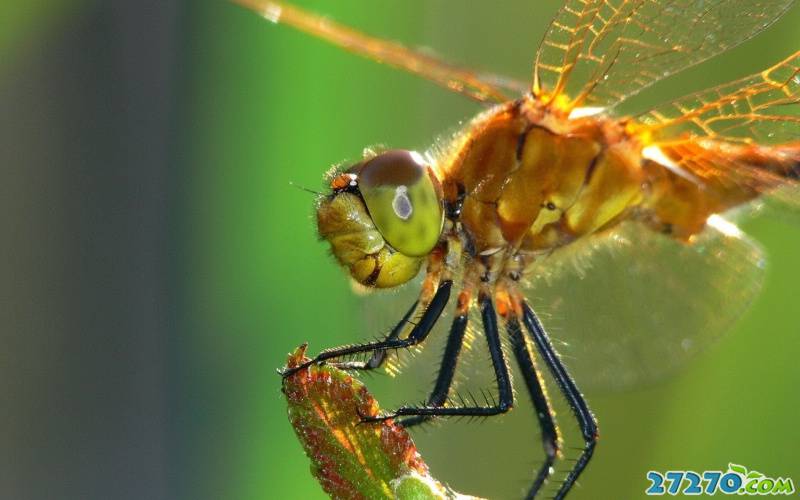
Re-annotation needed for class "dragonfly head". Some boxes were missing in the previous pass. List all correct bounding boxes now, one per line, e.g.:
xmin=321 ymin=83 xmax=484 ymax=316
xmin=316 ymin=149 xmax=444 ymax=288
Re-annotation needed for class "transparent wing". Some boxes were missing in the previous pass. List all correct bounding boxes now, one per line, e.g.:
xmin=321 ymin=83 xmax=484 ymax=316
xmin=533 ymin=0 xmax=796 ymax=112
xmin=231 ymin=0 xmax=525 ymax=104
xmin=636 ymin=50 xmax=800 ymax=145
xmin=523 ymin=219 xmax=765 ymax=391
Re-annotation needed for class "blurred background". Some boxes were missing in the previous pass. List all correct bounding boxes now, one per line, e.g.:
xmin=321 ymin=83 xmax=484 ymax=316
xmin=1 ymin=1 xmax=798 ymax=499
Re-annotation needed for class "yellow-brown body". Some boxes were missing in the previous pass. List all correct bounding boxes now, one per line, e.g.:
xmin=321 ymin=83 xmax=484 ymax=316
xmin=317 ymin=95 xmax=798 ymax=290
xmin=439 ymin=97 xmax=794 ymax=264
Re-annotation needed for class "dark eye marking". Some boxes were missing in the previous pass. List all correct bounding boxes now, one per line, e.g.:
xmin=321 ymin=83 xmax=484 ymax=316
xmin=359 ymin=150 xmax=423 ymax=187
xmin=392 ymin=186 xmax=413 ymax=220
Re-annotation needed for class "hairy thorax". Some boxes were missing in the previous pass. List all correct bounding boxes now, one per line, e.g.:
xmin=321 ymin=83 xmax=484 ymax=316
xmin=438 ymin=97 xmax=646 ymax=260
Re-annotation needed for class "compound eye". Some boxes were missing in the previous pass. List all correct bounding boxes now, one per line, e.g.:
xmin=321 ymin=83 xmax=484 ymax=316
xmin=358 ymin=150 xmax=443 ymax=257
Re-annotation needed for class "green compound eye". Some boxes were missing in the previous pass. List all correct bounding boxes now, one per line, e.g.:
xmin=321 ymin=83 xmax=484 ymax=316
xmin=356 ymin=150 xmax=443 ymax=257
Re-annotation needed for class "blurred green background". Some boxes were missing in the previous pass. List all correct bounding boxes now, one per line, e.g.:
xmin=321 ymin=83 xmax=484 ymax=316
xmin=1 ymin=1 xmax=798 ymax=499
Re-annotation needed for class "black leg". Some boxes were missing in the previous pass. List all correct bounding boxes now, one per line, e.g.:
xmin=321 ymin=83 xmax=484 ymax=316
xmin=398 ymin=311 xmax=469 ymax=428
xmin=327 ymin=301 xmax=417 ymax=372
xmin=281 ymin=280 xmax=452 ymax=379
xmin=522 ymin=301 xmax=598 ymax=500
xmin=506 ymin=315 xmax=560 ymax=499
xmin=364 ymin=293 xmax=513 ymax=422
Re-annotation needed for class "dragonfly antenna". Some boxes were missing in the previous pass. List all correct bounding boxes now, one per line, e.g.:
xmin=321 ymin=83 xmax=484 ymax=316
xmin=289 ymin=181 xmax=323 ymax=196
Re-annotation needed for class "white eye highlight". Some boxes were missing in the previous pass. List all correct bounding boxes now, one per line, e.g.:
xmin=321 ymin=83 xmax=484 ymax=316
xmin=392 ymin=186 xmax=413 ymax=220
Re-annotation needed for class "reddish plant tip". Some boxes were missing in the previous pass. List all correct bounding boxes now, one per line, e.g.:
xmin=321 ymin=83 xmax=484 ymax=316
xmin=281 ymin=345 xmax=448 ymax=499
xmin=286 ymin=343 xmax=309 ymax=369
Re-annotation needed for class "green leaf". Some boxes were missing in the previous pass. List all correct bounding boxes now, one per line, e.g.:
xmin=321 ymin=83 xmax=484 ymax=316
xmin=282 ymin=345 xmax=479 ymax=500
xmin=392 ymin=471 xmax=453 ymax=499
xmin=746 ymin=471 xmax=765 ymax=479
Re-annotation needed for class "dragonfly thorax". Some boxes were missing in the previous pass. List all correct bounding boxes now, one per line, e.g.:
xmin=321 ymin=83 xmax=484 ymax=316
xmin=439 ymin=100 xmax=646 ymax=258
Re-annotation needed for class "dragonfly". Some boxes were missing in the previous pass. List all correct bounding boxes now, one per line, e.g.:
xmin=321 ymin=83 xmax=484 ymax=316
xmin=232 ymin=1 xmax=800 ymax=498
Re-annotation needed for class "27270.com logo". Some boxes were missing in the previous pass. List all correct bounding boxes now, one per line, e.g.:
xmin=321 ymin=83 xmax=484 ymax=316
xmin=646 ymin=464 xmax=795 ymax=496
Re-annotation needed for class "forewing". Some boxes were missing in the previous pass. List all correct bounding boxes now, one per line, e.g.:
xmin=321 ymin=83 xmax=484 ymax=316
xmin=533 ymin=0 xmax=796 ymax=112
xmin=523 ymin=219 xmax=765 ymax=390
xmin=232 ymin=0 xmax=524 ymax=104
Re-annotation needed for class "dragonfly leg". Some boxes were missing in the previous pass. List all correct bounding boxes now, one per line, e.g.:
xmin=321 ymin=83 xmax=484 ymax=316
xmin=522 ymin=301 xmax=598 ymax=500
xmin=281 ymin=279 xmax=452 ymax=379
xmin=505 ymin=313 xmax=561 ymax=499
xmin=326 ymin=301 xmax=417 ymax=372
xmin=363 ymin=292 xmax=513 ymax=423
xmin=397 ymin=290 xmax=472 ymax=428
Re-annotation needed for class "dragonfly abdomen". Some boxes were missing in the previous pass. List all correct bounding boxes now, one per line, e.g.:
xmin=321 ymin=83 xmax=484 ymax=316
xmin=638 ymin=140 xmax=800 ymax=240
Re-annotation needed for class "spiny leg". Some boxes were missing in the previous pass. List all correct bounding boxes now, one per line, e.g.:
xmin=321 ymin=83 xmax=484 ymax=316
xmin=281 ymin=279 xmax=452 ymax=379
xmin=505 ymin=313 xmax=561 ymax=499
xmin=363 ymin=292 xmax=513 ymax=422
xmin=399 ymin=290 xmax=472 ymax=428
xmin=327 ymin=301 xmax=417 ymax=372
xmin=324 ymin=245 xmax=451 ymax=374
xmin=522 ymin=301 xmax=598 ymax=500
